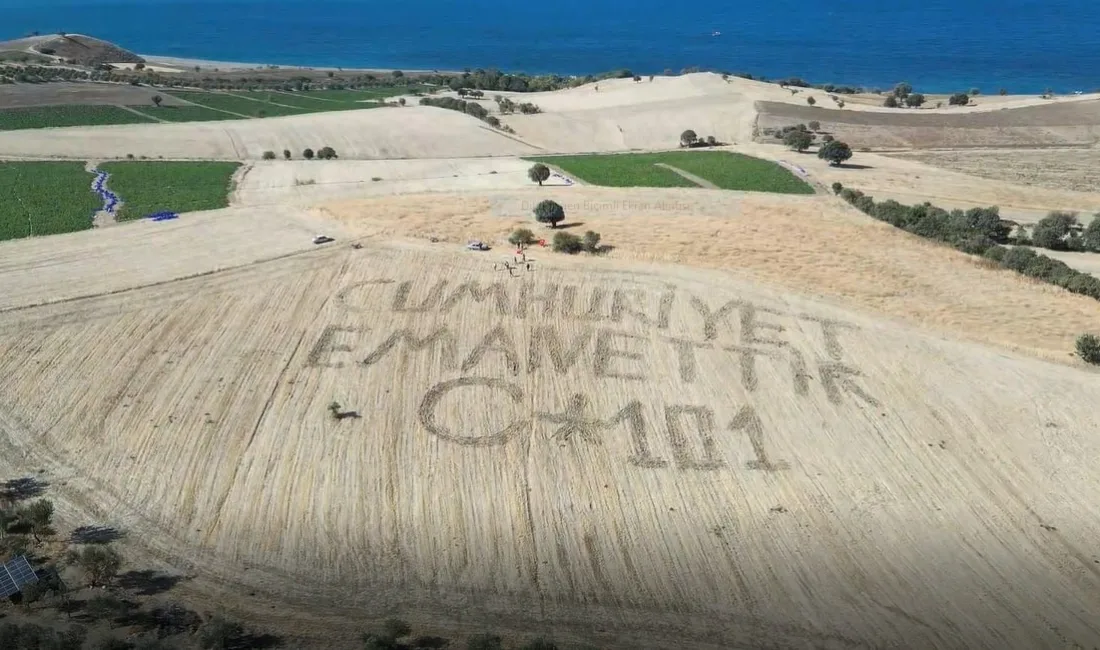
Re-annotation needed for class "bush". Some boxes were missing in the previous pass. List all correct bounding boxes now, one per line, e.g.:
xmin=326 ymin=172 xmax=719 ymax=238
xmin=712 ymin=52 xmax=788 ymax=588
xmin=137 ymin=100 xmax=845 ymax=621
xmin=948 ymin=93 xmax=970 ymax=106
xmin=1083 ymin=215 xmax=1100 ymax=252
xmin=467 ymin=633 xmax=503 ymax=650
xmin=679 ymin=129 xmax=698 ymax=147
xmin=317 ymin=146 xmax=338 ymax=160
xmin=508 ymin=228 xmax=538 ymax=246
xmin=893 ymin=82 xmax=912 ymax=98
xmin=822 ymin=134 xmax=834 ymax=142
xmin=1031 ymin=211 xmax=1079 ymax=250
xmin=969 ymin=87 xmax=980 ymax=96
xmin=808 ymin=120 xmax=820 ymax=131
xmin=528 ymin=163 xmax=550 ymax=186
xmin=551 ymin=232 xmax=584 ymax=254
xmin=533 ymin=199 xmax=565 ymax=228
xmin=883 ymin=95 xmax=898 ymax=108
xmin=705 ymin=135 xmax=717 ymax=145
xmin=302 ymin=148 xmax=315 ymax=160
xmin=1076 ymin=334 xmax=1100 ymax=364
xmin=806 ymin=96 xmax=815 ymax=105
xmin=999 ymin=88 xmax=1008 ymax=95
xmin=283 ymin=149 xmax=291 ymax=160
xmin=830 ymin=181 xmax=842 ymax=195
xmin=582 ymin=230 xmax=602 ymax=253
xmin=783 ymin=130 xmax=814 ymax=152
xmin=262 ymin=151 xmax=276 ymax=160
xmin=905 ymin=92 xmax=925 ymax=107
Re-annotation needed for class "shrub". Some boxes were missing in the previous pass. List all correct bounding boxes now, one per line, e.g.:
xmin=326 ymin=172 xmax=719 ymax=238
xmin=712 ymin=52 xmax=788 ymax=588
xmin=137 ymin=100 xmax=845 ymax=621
xmin=822 ymin=134 xmax=834 ymax=142
xmin=999 ymin=88 xmax=1008 ymax=95
xmin=533 ymin=199 xmax=565 ymax=228
xmin=1083 ymin=215 xmax=1100 ymax=252
xmin=302 ymin=148 xmax=315 ymax=160
xmin=982 ymin=245 xmax=1007 ymax=263
xmin=1078 ymin=334 xmax=1100 ymax=364
xmin=679 ymin=129 xmax=698 ymax=147
xmin=65 ymin=544 xmax=122 ymax=587
xmin=582 ymin=230 xmax=602 ymax=253
xmin=783 ymin=130 xmax=814 ymax=152
xmin=398 ymin=97 xmax=406 ymax=106
xmin=705 ymin=135 xmax=717 ymax=145
xmin=818 ymin=140 xmax=853 ymax=166
xmin=893 ymin=82 xmax=912 ymax=98
xmin=152 ymin=94 xmax=162 ymax=107
xmin=283 ymin=149 xmax=291 ymax=160
xmin=508 ymin=228 xmax=538 ymax=247
xmin=262 ymin=151 xmax=276 ymax=160
xmin=905 ymin=92 xmax=925 ymax=107
xmin=1000 ymin=246 xmax=1038 ymax=273
xmin=830 ymin=181 xmax=843 ymax=195
xmin=317 ymin=146 xmax=338 ymax=159
xmin=808 ymin=120 xmax=820 ymax=131
xmin=883 ymin=95 xmax=898 ymax=108
xmin=466 ymin=634 xmax=503 ymax=650
xmin=969 ymin=87 xmax=980 ymax=96
xmin=528 ymin=163 xmax=550 ymax=186
xmin=551 ymin=232 xmax=584 ymax=254
xmin=1031 ymin=211 xmax=1079 ymax=250
xmin=806 ymin=96 xmax=816 ymax=105
xmin=948 ymin=93 xmax=970 ymax=106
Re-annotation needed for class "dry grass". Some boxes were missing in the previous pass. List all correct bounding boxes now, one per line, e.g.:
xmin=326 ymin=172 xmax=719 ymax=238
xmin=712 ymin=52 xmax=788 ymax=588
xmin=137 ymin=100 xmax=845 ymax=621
xmin=889 ymin=147 xmax=1100 ymax=194
xmin=1 ymin=224 xmax=1099 ymax=648
xmin=319 ymin=187 xmax=1100 ymax=363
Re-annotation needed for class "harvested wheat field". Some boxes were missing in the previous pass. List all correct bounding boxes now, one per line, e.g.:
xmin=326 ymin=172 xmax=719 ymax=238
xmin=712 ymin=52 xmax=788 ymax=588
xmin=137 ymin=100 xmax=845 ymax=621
xmin=1 ymin=233 xmax=1099 ymax=649
xmin=0 ymin=106 xmax=542 ymax=160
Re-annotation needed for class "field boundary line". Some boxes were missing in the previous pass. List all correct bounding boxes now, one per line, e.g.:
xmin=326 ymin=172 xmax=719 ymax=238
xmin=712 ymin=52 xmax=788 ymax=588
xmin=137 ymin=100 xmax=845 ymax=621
xmin=115 ymin=104 xmax=166 ymax=123
xmin=164 ymin=92 xmax=254 ymax=119
xmin=652 ymin=162 xmax=712 ymax=188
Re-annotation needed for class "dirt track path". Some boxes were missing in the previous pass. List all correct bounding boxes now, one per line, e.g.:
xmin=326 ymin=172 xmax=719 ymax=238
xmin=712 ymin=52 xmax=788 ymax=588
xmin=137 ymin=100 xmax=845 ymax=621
xmin=653 ymin=162 xmax=716 ymax=188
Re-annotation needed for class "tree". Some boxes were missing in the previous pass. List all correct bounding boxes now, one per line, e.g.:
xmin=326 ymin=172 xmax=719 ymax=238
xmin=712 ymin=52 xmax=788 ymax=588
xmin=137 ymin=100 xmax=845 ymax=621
xmin=533 ymin=200 xmax=565 ymax=228
xmin=893 ymin=82 xmax=912 ymax=98
xmin=551 ymin=232 xmax=583 ymax=254
xmin=705 ymin=135 xmax=717 ymax=145
xmin=85 ymin=594 xmax=129 ymax=628
xmin=134 ymin=62 xmax=145 ymax=70
xmin=999 ymin=88 xmax=1008 ymax=95
xmin=20 ymin=499 xmax=54 ymax=543
xmin=528 ymin=163 xmax=550 ymax=186
xmin=151 ymin=94 xmax=162 ymax=107
xmin=831 ymin=181 xmax=843 ymax=195
xmin=806 ymin=96 xmax=816 ymax=105
xmin=391 ymin=70 xmax=404 ymax=78
xmin=382 ymin=619 xmax=411 ymax=640
xmin=822 ymin=134 xmax=834 ymax=142
xmin=1031 ymin=211 xmax=1079 ymax=249
xmin=808 ymin=120 xmax=820 ymax=131
xmin=818 ymin=140 xmax=853 ymax=166
xmin=948 ymin=93 xmax=970 ymax=106
xmin=283 ymin=149 xmax=291 ymax=160
xmin=398 ymin=97 xmax=406 ymax=106
xmin=679 ymin=129 xmax=697 ymax=147
xmin=905 ymin=92 xmax=925 ymax=107
xmin=66 ymin=544 xmax=122 ymax=587
xmin=302 ymin=148 xmax=315 ymax=160
xmin=649 ymin=75 xmax=655 ymax=82
xmin=883 ymin=95 xmax=899 ymax=108
xmin=1083 ymin=215 xmax=1100 ymax=252
xmin=262 ymin=151 xmax=276 ymax=160
xmin=1077 ymin=334 xmax=1100 ymax=364
xmin=317 ymin=146 xmax=338 ymax=159
xmin=199 ymin=617 xmax=243 ymax=650
xmin=783 ymin=130 xmax=814 ymax=152
xmin=632 ymin=75 xmax=641 ymax=82
xmin=509 ymin=228 xmax=537 ymax=247
xmin=582 ymin=230 xmax=602 ymax=253
xmin=969 ymin=87 xmax=980 ymax=96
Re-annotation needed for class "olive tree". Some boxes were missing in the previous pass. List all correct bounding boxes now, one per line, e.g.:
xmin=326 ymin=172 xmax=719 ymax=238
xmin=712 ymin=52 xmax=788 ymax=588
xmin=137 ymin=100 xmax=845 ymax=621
xmin=533 ymin=200 xmax=565 ymax=228
xmin=818 ymin=140 xmax=853 ymax=166
xmin=527 ymin=163 xmax=551 ymax=186
xmin=679 ymin=129 xmax=697 ymax=147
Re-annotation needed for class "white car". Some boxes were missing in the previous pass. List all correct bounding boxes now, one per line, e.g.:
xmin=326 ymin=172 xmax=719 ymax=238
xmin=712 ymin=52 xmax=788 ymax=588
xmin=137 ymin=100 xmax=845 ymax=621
xmin=466 ymin=240 xmax=490 ymax=251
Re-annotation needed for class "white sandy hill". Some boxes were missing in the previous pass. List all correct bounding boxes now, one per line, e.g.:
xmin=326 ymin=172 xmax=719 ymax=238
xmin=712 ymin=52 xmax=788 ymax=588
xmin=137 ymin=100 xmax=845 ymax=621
xmin=0 ymin=106 xmax=541 ymax=160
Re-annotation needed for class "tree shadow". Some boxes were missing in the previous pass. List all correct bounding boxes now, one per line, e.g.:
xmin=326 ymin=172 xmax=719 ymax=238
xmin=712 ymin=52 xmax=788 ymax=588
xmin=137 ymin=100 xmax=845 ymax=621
xmin=232 ymin=632 xmax=283 ymax=648
xmin=117 ymin=569 xmax=185 ymax=596
xmin=1 ymin=477 xmax=48 ymax=503
xmin=333 ymin=410 xmax=361 ymax=420
xmin=834 ymin=163 xmax=874 ymax=169
xmin=555 ymin=222 xmax=585 ymax=230
xmin=410 ymin=636 xmax=450 ymax=648
xmin=70 ymin=525 xmax=125 ymax=545
xmin=593 ymin=244 xmax=616 ymax=255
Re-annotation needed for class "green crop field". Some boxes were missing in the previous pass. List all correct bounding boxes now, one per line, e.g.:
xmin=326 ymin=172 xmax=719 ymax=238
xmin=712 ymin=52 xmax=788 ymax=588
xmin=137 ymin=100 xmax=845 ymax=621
xmin=294 ymin=86 xmax=428 ymax=101
xmin=645 ymin=151 xmax=816 ymax=194
xmin=0 ymin=162 xmax=99 ymax=241
xmin=530 ymin=151 xmax=815 ymax=194
xmin=0 ymin=105 xmax=156 ymax=131
xmin=165 ymin=91 xmax=308 ymax=118
xmin=99 ymin=161 xmax=242 ymax=221
xmin=530 ymin=153 xmax=700 ymax=188
xmin=128 ymin=105 xmax=245 ymax=122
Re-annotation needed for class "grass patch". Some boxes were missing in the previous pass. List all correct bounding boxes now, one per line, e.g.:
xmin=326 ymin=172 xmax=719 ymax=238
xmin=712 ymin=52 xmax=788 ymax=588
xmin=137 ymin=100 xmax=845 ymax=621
xmin=165 ymin=91 xmax=308 ymax=118
xmin=529 ymin=151 xmax=815 ymax=194
xmin=646 ymin=151 xmax=815 ymax=194
xmin=530 ymin=153 xmax=699 ymax=188
xmin=98 ymin=161 xmax=241 ymax=221
xmin=127 ymin=105 xmax=245 ymax=122
xmin=0 ymin=162 xmax=99 ymax=241
xmin=0 ymin=105 xmax=156 ymax=131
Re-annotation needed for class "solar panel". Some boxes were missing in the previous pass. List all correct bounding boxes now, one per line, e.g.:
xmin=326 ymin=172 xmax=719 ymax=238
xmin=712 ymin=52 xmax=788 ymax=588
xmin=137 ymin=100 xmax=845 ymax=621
xmin=0 ymin=555 xmax=37 ymax=598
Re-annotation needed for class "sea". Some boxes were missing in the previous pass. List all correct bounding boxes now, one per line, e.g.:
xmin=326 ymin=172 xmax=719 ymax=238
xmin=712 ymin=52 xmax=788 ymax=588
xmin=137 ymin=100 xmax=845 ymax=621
xmin=3 ymin=0 xmax=1099 ymax=94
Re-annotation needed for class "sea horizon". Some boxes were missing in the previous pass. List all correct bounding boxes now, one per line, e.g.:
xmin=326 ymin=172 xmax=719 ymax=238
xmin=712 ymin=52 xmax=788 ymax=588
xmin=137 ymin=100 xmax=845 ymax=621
xmin=3 ymin=0 xmax=1099 ymax=94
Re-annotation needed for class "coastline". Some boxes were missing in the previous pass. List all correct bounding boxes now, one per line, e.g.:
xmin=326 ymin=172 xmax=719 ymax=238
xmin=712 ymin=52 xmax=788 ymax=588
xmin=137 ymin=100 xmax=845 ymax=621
xmin=140 ymin=53 xmax=463 ymax=76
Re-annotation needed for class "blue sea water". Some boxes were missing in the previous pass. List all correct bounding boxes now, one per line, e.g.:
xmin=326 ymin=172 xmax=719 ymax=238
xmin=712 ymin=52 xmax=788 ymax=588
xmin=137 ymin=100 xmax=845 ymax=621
xmin=2 ymin=0 xmax=1098 ymax=94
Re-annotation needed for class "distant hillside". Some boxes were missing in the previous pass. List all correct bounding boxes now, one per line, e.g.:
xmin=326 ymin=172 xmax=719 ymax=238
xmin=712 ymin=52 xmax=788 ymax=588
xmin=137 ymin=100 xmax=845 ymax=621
xmin=0 ymin=34 xmax=144 ymax=66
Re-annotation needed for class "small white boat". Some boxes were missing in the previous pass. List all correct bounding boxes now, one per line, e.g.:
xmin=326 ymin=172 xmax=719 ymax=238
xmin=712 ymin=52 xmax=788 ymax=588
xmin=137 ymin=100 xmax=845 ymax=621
xmin=711 ymin=31 xmax=721 ymax=36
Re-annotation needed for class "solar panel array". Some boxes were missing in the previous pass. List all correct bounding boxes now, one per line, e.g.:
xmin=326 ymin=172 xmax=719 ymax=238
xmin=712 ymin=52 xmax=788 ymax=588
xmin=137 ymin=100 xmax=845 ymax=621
xmin=0 ymin=555 xmax=38 ymax=598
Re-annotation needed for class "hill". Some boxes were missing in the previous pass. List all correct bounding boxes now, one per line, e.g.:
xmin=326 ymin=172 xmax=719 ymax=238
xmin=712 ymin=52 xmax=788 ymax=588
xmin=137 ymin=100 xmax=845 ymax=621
xmin=0 ymin=33 xmax=144 ymax=66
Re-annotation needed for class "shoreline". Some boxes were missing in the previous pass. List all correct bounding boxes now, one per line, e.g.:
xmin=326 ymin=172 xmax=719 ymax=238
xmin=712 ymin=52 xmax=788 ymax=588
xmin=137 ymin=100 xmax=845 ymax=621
xmin=139 ymin=53 xmax=464 ymax=76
